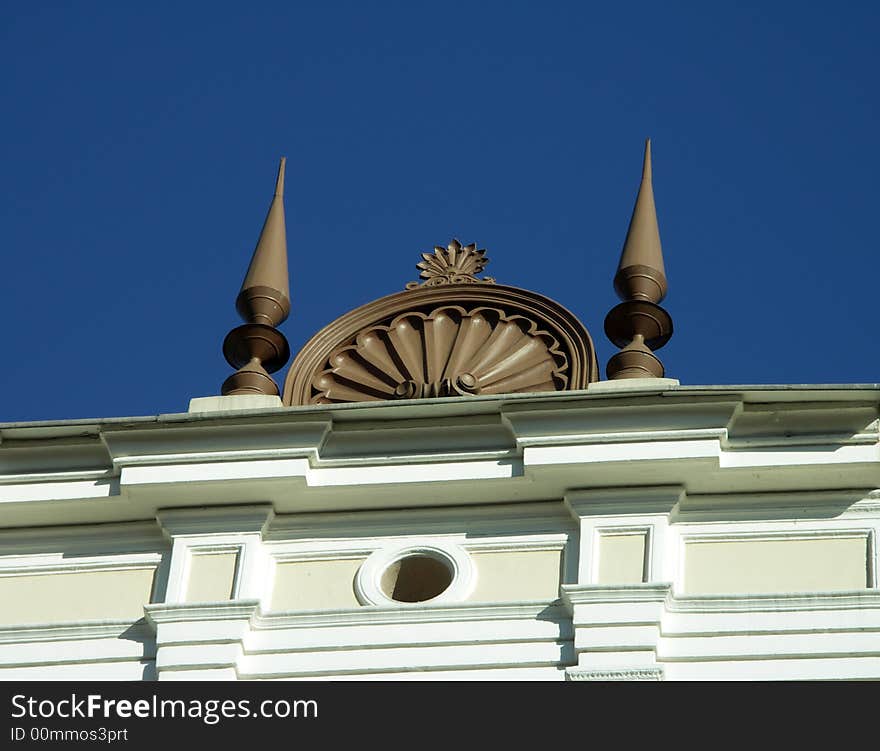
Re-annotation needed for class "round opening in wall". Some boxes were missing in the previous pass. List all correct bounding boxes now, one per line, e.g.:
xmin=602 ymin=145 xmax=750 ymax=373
xmin=379 ymin=554 xmax=454 ymax=603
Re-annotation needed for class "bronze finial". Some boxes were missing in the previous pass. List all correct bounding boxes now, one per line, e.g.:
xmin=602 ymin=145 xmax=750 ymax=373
xmin=236 ymin=157 xmax=291 ymax=326
xmin=221 ymin=158 xmax=292 ymax=396
xmin=613 ymin=140 xmax=667 ymax=303
xmin=604 ymin=140 xmax=674 ymax=379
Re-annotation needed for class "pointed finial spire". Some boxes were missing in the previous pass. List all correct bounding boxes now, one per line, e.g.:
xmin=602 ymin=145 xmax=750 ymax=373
xmin=604 ymin=140 xmax=674 ymax=379
xmin=613 ymin=139 xmax=668 ymax=303
xmin=236 ymin=157 xmax=291 ymax=326
xmin=221 ymin=158 xmax=292 ymax=396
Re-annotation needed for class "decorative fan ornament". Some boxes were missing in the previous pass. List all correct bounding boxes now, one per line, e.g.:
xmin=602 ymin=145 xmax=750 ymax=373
xmin=282 ymin=239 xmax=598 ymax=405
xmin=406 ymin=239 xmax=495 ymax=289
xmin=311 ymin=305 xmax=568 ymax=404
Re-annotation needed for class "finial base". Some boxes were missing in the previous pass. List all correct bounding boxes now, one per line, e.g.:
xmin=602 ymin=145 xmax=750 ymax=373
xmin=221 ymin=357 xmax=280 ymax=396
xmin=235 ymin=286 xmax=291 ymax=327
xmin=606 ymin=346 xmax=665 ymax=380
xmin=223 ymin=323 xmax=290 ymax=373
xmin=604 ymin=300 xmax=673 ymax=350
xmin=613 ymin=264 xmax=668 ymax=304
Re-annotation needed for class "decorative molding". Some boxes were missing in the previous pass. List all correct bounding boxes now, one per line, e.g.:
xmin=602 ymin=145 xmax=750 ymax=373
xmin=565 ymin=486 xmax=685 ymax=520
xmin=258 ymin=600 xmax=566 ymax=628
xmin=157 ymin=505 xmax=274 ymax=538
xmin=310 ymin=448 xmax=517 ymax=469
xmin=0 ymin=619 xmax=153 ymax=645
xmin=265 ymin=501 xmax=573 ymax=541
xmin=674 ymin=488 xmax=880 ymax=522
xmin=561 ymin=583 xmax=673 ymax=609
xmin=679 ymin=528 xmax=871 ymax=544
xmin=271 ymin=549 xmax=372 ymax=564
xmin=463 ymin=536 xmax=569 ymax=554
xmin=566 ymin=667 xmax=663 ymax=681
xmin=112 ymin=447 xmax=318 ymax=469
xmin=516 ymin=427 xmax=727 ymax=448
xmin=0 ymin=521 xmax=166 ymax=557
xmin=143 ymin=599 xmax=261 ymax=629
xmin=725 ymin=432 xmax=879 ymax=449
xmin=0 ymin=554 xmax=162 ymax=578
xmin=0 ymin=468 xmax=115 ymax=486
xmin=668 ymin=590 xmax=880 ymax=613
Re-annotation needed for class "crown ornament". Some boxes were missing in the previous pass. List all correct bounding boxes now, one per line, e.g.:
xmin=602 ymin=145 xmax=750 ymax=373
xmin=405 ymin=239 xmax=496 ymax=289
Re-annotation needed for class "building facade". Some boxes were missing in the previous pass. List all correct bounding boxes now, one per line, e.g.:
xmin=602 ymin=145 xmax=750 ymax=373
xmin=1 ymin=145 xmax=878 ymax=681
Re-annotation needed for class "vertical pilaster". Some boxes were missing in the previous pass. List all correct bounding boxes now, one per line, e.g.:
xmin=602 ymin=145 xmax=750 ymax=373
xmin=146 ymin=505 xmax=273 ymax=680
xmin=562 ymin=486 xmax=683 ymax=680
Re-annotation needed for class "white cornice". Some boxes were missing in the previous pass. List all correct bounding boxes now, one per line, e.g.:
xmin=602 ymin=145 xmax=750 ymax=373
xmin=565 ymin=486 xmax=685 ymax=520
xmin=561 ymin=583 xmax=673 ymax=608
xmin=0 ymin=618 xmax=152 ymax=644
xmin=143 ymin=599 xmax=261 ymax=629
xmin=256 ymin=600 xmax=567 ymax=629
xmin=156 ymin=505 xmax=274 ymax=538
xmin=517 ymin=428 xmax=727 ymax=447
xmin=112 ymin=447 xmax=318 ymax=469
xmin=0 ymin=469 xmax=114 ymax=485
xmin=674 ymin=488 xmax=880 ymax=522
xmin=0 ymin=555 xmax=162 ymax=576
xmin=0 ymin=521 xmax=165 ymax=556
xmin=3 ymin=384 xmax=880 ymax=436
xmin=265 ymin=501 xmax=573 ymax=541
xmin=669 ymin=590 xmax=880 ymax=613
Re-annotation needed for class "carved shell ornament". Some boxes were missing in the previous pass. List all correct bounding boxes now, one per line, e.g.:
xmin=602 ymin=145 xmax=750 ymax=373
xmin=282 ymin=240 xmax=598 ymax=405
xmin=312 ymin=305 xmax=568 ymax=404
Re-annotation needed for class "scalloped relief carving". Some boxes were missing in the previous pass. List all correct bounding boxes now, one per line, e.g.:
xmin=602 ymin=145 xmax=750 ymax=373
xmin=310 ymin=305 xmax=569 ymax=405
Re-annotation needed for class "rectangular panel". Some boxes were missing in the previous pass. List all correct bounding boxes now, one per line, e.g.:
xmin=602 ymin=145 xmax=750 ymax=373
xmin=596 ymin=533 xmax=647 ymax=585
xmin=0 ymin=568 xmax=156 ymax=625
xmin=270 ymin=558 xmax=365 ymax=611
xmin=469 ymin=550 xmax=562 ymax=602
xmin=683 ymin=536 xmax=868 ymax=595
xmin=186 ymin=551 xmax=238 ymax=602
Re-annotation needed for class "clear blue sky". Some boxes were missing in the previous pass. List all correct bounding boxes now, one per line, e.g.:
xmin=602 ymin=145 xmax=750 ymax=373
xmin=2 ymin=2 xmax=878 ymax=422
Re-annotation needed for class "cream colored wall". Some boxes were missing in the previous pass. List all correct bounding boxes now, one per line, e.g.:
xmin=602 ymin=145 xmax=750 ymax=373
xmin=469 ymin=550 xmax=562 ymax=602
xmin=683 ymin=536 xmax=869 ymax=595
xmin=596 ymin=533 xmax=647 ymax=585
xmin=270 ymin=558 xmax=365 ymax=610
xmin=269 ymin=549 xmax=563 ymax=610
xmin=185 ymin=552 xmax=239 ymax=602
xmin=0 ymin=568 xmax=156 ymax=626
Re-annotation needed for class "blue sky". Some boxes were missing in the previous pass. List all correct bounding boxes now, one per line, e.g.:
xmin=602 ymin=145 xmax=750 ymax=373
xmin=1 ymin=2 xmax=878 ymax=422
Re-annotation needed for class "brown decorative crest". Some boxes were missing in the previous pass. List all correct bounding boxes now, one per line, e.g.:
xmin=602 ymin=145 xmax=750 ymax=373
xmin=405 ymin=239 xmax=496 ymax=289
xmin=283 ymin=258 xmax=599 ymax=405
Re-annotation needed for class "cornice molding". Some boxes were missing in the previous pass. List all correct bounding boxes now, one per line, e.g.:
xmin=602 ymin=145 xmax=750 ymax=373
xmin=565 ymin=486 xmax=685 ymax=520
xmin=156 ymin=505 xmax=274 ymax=538
xmin=561 ymin=583 xmax=673 ymax=609
xmin=143 ymin=599 xmax=261 ymax=629
xmin=674 ymin=488 xmax=880 ymax=522
xmin=257 ymin=600 xmax=566 ymax=629
xmin=0 ymin=521 xmax=165 ymax=556
xmin=517 ymin=427 xmax=727 ymax=448
xmin=0 ymin=618 xmax=153 ymax=645
xmin=266 ymin=501 xmax=572 ymax=541
xmin=669 ymin=590 xmax=880 ymax=613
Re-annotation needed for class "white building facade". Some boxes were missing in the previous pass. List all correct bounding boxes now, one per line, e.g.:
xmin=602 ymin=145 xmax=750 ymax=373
xmin=1 ymin=381 xmax=879 ymax=681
